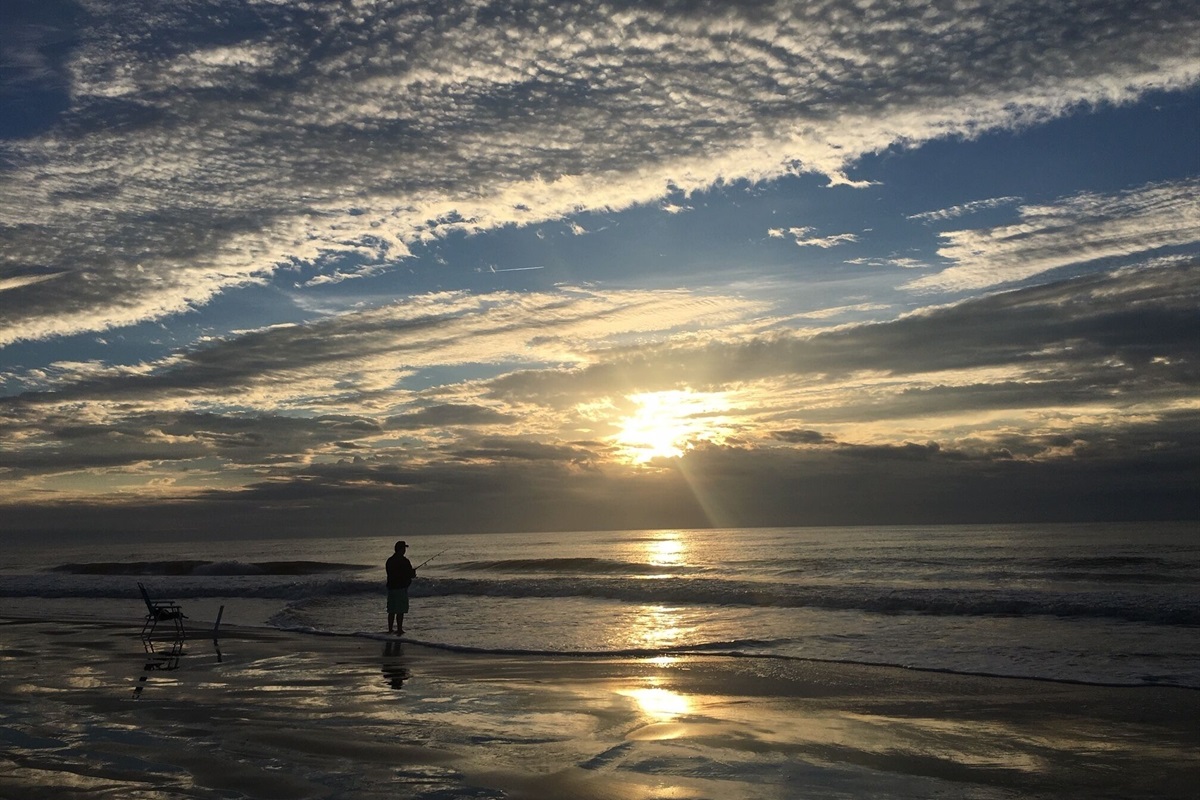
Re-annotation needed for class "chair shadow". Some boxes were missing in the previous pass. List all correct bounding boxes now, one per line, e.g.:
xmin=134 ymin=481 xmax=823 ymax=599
xmin=132 ymin=630 xmax=185 ymax=699
xmin=131 ymin=595 xmax=225 ymax=699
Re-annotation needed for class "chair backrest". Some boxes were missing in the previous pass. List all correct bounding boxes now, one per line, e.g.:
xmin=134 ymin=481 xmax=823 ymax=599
xmin=137 ymin=582 xmax=155 ymax=613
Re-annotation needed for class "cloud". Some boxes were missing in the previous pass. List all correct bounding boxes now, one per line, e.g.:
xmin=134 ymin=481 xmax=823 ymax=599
xmin=2 ymin=259 xmax=1197 ymax=525
xmin=2 ymin=0 xmax=1198 ymax=343
xmin=485 ymin=258 xmax=1200 ymax=423
xmin=0 ymin=271 xmax=66 ymax=293
xmin=0 ymin=409 xmax=383 ymax=476
xmin=907 ymin=179 xmax=1200 ymax=292
xmin=448 ymin=436 xmax=596 ymax=464
xmin=907 ymin=196 xmax=1022 ymax=223
xmin=844 ymin=256 xmax=925 ymax=269
xmin=3 ymin=286 xmax=769 ymax=411
xmin=9 ymin=257 xmax=1191 ymax=448
xmin=8 ymin=408 xmax=1197 ymax=534
xmin=772 ymin=428 xmax=834 ymax=445
xmin=794 ymin=302 xmax=892 ymax=319
xmin=386 ymin=404 xmax=517 ymax=430
xmin=774 ymin=227 xmax=860 ymax=248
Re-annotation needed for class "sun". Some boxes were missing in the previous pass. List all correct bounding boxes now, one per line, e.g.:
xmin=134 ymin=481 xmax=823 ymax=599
xmin=614 ymin=390 xmax=730 ymax=463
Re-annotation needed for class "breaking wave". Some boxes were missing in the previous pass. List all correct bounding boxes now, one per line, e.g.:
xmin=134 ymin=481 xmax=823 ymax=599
xmin=7 ymin=571 xmax=1198 ymax=626
xmin=452 ymin=557 xmax=709 ymax=575
xmin=48 ymin=560 xmax=372 ymax=576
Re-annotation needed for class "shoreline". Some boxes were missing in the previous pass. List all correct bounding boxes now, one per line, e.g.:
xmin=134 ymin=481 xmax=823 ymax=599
xmin=291 ymin=626 xmax=1200 ymax=692
xmin=12 ymin=604 xmax=1196 ymax=692
xmin=3 ymin=616 xmax=1199 ymax=799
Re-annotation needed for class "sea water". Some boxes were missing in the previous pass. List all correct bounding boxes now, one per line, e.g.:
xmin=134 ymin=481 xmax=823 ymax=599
xmin=2 ymin=523 xmax=1197 ymax=688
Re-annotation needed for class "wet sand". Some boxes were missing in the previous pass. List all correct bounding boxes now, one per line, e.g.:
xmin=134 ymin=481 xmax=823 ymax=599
xmin=1 ymin=616 xmax=1197 ymax=799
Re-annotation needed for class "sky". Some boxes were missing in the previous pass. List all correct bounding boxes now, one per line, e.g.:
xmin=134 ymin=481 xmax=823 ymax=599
xmin=1 ymin=0 xmax=1198 ymax=538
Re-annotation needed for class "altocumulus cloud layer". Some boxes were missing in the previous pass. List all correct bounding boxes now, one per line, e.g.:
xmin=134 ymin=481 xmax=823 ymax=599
xmin=2 ymin=0 xmax=1199 ymax=534
xmin=3 ymin=0 xmax=1198 ymax=343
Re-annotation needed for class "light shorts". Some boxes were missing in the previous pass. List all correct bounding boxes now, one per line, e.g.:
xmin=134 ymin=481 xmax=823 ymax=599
xmin=387 ymin=589 xmax=409 ymax=614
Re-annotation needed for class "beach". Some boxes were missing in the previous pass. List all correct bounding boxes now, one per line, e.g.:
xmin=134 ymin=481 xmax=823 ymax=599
xmin=2 ymin=615 xmax=1197 ymax=800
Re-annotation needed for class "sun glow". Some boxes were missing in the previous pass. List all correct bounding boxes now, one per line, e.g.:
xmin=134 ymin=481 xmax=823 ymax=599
xmin=614 ymin=390 xmax=731 ymax=463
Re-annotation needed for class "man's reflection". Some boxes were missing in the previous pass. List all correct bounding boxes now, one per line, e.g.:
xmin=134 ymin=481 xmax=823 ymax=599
xmin=382 ymin=640 xmax=410 ymax=690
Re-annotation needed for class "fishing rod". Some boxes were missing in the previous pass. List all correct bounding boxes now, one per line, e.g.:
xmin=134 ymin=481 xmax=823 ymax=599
xmin=414 ymin=549 xmax=447 ymax=570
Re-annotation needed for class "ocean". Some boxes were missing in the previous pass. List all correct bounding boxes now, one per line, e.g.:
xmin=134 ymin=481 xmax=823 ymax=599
xmin=3 ymin=522 xmax=1198 ymax=689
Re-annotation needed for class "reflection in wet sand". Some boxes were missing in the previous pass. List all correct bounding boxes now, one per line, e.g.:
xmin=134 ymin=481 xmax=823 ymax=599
xmin=382 ymin=640 xmax=410 ymax=690
xmin=623 ymin=684 xmax=692 ymax=721
xmin=132 ymin=630 xmax=184 ymax=699
xmin=2 ymin=620 xmax=1194 ymax=800
xmin=132 ymin=613 xmax=225 ymax=699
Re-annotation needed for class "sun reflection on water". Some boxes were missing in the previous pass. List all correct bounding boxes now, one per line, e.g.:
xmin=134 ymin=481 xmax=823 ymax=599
xmin=629 ymin=531 xmax=693 ymax=648
xmin=623 ymin=684 xmax=692 ymax=720
xmin=640 ymin=530 xmax=690 ymax=576
xmin=635 ymin=604 xmax=684 ymax=648
xmin=647 ymin=535 xmax=685 ymax=567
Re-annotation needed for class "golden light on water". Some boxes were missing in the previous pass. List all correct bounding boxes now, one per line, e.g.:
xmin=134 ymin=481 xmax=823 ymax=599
xmin=623 ymin=685 xmax=692 ymax=720
xmin=631 ymin=535 xmax=690 ymax=645
xmin=614 ymin=390 xmax=731 ymax=463
xmin=622 ymin=531 xmax=693 ymax=722
xmin=645 ymin=533 xmax=686 ymax=567
xmin=635 ymin=604 xmax=684 ymax=648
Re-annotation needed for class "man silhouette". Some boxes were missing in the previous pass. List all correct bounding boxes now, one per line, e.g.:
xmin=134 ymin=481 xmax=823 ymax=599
xmin=386 ymin=540 xmax=416 ymax=634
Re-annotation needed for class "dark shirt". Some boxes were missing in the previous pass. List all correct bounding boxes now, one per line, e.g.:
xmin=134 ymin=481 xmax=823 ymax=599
xmin=386 ymin=554 xmax=416 ymax=589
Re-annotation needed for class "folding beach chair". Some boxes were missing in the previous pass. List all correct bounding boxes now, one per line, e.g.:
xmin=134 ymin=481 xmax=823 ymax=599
xmin=138 ymin=582 xmax=186 ymax=637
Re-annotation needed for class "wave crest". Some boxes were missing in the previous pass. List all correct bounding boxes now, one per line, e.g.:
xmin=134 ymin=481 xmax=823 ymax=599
xmin=451 ymin=557 xmax=706 ymax=575
xmin=49 ymin=560 xmax=372 ymax=576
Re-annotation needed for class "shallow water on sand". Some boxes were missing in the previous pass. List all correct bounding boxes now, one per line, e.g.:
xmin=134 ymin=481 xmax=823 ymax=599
xmin=3 ymin=619 xmax=1198 ymax=800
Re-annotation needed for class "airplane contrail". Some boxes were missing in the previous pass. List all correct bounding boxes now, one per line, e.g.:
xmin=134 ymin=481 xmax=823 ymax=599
xmin=488 ymin=265 xmax=545 ymax=273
